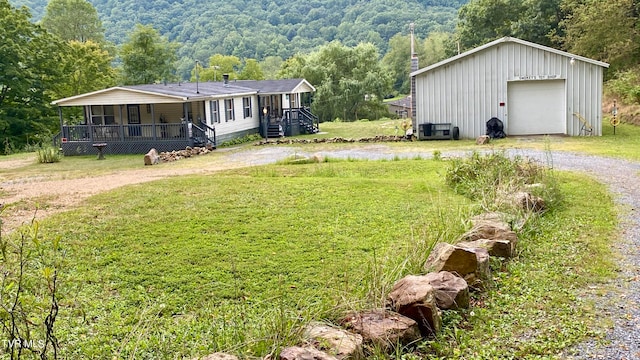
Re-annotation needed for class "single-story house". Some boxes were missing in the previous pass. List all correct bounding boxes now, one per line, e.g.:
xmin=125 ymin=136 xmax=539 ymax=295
xmin=52 ymin=78 xmax=318 ymax=155
xmin=410 ymin=37 xmax=609 ymax=140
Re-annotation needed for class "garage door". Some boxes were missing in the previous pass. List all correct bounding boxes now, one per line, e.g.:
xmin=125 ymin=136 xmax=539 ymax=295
xmin=507 ymin=80 xmax=566 ymax=135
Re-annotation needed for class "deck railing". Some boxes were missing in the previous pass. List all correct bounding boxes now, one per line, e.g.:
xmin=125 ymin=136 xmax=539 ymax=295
xmin=60 ymin=123 xmax=190 ymax=143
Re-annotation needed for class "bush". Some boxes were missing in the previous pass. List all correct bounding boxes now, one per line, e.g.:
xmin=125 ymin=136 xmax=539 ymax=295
xmin=36 ymin=146 xmax=62 ymax=163
xmin=445 ymin=151 xmax=559 ymax=212
xmin=607 ymin=68 xmax=640 ymax=104
xmin=219 ymin=133 xmax=263 ymax=147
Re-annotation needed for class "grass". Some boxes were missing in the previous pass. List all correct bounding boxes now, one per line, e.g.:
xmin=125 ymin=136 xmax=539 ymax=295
xmin=418 ymin=171 xmax=617 ymax=359
xmin=41 ymin=160 xmax=472 ymax=358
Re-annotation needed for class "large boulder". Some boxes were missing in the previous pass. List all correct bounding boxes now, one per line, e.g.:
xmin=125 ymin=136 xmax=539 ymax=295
xmin=341 ymin=309 xmax=421 ymax=349
xmin=304 ymin=322 xmax=363 ymax=359
xmin=387 ymin=275 xmax=442 ymax=335
xmin=458 ymin=239 xmax=516 ymax=258
xmin=424 ymin=243 xmax=478 ymax=277
xmin=280 ymin=347 xmax=338 ymax=360
xmin=422 ymin=272 xmax=470 ymax=310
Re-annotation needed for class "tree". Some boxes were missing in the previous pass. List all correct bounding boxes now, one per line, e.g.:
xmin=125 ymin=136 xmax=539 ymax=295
xmin=382 ymin=34 xmax=413 ymax=94
xmin=199 ymin=54 xmax=242 ymax=81
xmin=455 ymin=0 xmax=524 ymax=50
xmin=280 ymin=41 xmax=392 ymax=121
xmin=0 ymin=0 xmax=65 ymax=152
xmin=58 ymin=40 xmax=116 ymax=97
xmin=561 ymin=0 xmax=640 ymax=71
xmin=119 ymin=24 xmax=178 ymax=85
xmin=239 ymin=59 xmax=265 ymax=80
xmin=260 ymin=56 xmax=284 ymax=79
xmin=40 ymin=0 xmax=105 ymax=43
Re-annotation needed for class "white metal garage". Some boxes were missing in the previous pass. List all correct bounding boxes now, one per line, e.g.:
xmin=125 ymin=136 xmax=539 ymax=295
xmin=507 ymin=79 xmax=566 ymax=135
xmin=411 ymin=37 xmax=609 ymax=138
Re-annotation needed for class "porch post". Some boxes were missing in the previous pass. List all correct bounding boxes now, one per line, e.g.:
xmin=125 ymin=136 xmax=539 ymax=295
xmin=58 ymin=107 xmax=64 ymax=140
xmin=151 ymin=104 xmax=157 ymax=140
xmin=87 ymin=105 xmax=94 ymax=142
xmin=118 ymin=105 xmax=124 ymax=141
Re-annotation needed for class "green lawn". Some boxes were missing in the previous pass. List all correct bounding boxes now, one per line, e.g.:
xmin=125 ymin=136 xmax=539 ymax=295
xmin=45 ymin=160 xmax=472 ymax=358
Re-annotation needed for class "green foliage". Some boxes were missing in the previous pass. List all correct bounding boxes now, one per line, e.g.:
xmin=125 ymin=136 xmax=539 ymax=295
xmin=119 ymin=24 xmax=178 ymax=85
xmin=607 ymin=68 xmax=640 ymax=104
xmin=219 ymin=133 xmax=262 ymax=147
xmin=456 ymin=0 xmax=563 ymax=51
xmin=0 ymin=0 xmax=65 ymax=153
xmin=445 ymin=151 xmax=558 ymax=211
xmin=36 ymin=145 xmax=62 ymax=163
xmin=561 ymin=0 xmax=640 ymax=72
xmin=57 ymin=40 xmax=117 ymax=97
xmin=40 ymin=0 xmax=104 ymax=43
xmin=0 ymin=214 xmax=63 ymax=358
xmin=239 ymin=59 xmax=265 ymax=80
xmin=10 ymin=0 xmax=467 ymax=79
xmin=280 ymin=41 xmax=392 ymax=121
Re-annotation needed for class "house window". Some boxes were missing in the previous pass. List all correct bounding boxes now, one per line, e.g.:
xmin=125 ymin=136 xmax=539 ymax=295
xmin=210 ymin=100 xmax=220 ymax=124
xmin=224 ymin=99 xmax=235 ymax=122
xmin=91 ymin=105 xmax=115 ymax=125
xmin=242 ymin=97 xmax=252 ymax=118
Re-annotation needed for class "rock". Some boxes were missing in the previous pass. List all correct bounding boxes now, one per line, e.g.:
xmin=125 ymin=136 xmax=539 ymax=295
xmin=424 ymin=243 xmax=478 ymax=277
xmin=458 ymin=239 xmax=516 ymax=258
xmin=143 ymin=148 xmax=160 ymax=165
xmin=280 ymin=346 xmax=338 ymax=360
xmin=459 ymin=223 xmax=518 ymax=243
xmin=199 ymin=353 xmax=238 ymax=360
xmin=470 ymin=212 xmax=512 ymax=231
xmin=476 ymin=135 xmax=490 ymax=145
xmin=387 ymin=275 xmax=442 ymax=335
xmin=422 ymin=272 xmax=470 ymax=310
xmin=462 ymin=247 xmax=491 ymax=289
xmin=512 ymin=191 xmax=546 ymax=212
xmin=304 ymin=322 xmax=363 ymax=359
xmin=341 ymin=309 xmax=421 ymax=349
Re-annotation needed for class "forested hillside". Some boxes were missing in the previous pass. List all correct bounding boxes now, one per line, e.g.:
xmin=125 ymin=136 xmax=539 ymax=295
xmin=10 ymin=0 xmax=467 ymax=77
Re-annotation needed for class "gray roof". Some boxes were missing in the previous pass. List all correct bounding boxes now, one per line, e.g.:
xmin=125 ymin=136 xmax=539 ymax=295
xmin=411 ymin=37 xmax=610 ymax=77
xmin=234 ymin=78 xmax=315 ymax=94
xmin=126 ymin=82 xmax=256 ymax=99
xmin=52 ymin=78 xmax=315 ymax=106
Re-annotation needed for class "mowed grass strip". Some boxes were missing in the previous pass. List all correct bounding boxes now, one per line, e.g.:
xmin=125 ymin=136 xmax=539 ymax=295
xmin=45 ymin=160 xmax=472 ymax=358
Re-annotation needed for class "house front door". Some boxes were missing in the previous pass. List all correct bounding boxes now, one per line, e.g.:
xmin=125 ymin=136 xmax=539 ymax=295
xmin=127 ymin=105 xmax=141 ymax=136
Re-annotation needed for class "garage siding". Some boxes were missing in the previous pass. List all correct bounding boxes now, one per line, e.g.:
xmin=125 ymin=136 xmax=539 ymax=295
xmin=414 ymin=38 xmax=606 ymax=138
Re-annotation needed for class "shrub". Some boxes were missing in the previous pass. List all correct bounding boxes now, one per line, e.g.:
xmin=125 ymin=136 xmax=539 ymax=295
xmin=36 ymin=146 xmax=62 ymax=163
xmin=445 ymin=151 xmax=559 ymax=212
xmin=219 ymin=133 xmax=263 ymax=147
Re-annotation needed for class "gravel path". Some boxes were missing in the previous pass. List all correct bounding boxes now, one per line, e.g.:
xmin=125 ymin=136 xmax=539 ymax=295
xmin=2 ymin=145 xmax=639 ymax=357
